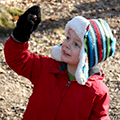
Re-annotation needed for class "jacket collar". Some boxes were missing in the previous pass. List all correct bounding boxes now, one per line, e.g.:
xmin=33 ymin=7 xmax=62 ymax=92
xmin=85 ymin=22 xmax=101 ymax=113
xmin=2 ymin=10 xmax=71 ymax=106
xmin=50 ymin=62 xmax=68 ymax=75
xmin=50 ymin=61 xmax=104 ymax=87
xmin=59 ymin=62 xmax=67 ymax=72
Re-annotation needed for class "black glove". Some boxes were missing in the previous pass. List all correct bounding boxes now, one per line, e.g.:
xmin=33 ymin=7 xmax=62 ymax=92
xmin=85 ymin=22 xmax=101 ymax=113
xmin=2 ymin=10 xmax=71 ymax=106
xmin=12 ymin=5 xmax=41 ymax=43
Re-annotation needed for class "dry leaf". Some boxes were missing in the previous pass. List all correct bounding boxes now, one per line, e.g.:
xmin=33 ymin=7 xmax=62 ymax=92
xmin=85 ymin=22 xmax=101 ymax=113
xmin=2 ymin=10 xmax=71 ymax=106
xmin=62 ymin=3 xmax=68 ymax=8
xmin=50 ymin=0 xmax=55 ymax=5
xmin=21 ymin=0 xmax=23 ymax=3
xmin=51 ymin=16 xmax=57 ymax=19
xmin=53 ymin=42 xmax=56 ymax=45
xmin=0 ymin=67 xmax=6 ymax=74
xmin=0 ymin=47 xmax=2 ymax=51
xmin=67 ymin=13 xmax=71 ymax=17
xmin=28 ymin=1 xmax=32 ymax=4
xmin=45 ymin=19 xmax=51 ymax=23
xmin=20 ymin=6 xmax=24 ymax=10
xmin=9 ymin=5 xmax=12 ymax=8
xmin=5 ymin=1 xmax=7 ymax=4
xmin=14 ymin=15 xmax=19 ymax=21
xmin=44 ymin=53 xmax=47 ymax=56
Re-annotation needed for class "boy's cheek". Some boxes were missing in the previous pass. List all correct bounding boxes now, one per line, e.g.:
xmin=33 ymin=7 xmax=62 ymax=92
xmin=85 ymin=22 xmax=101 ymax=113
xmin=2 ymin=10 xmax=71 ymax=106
xmin=61 ymin=55 xmax=70 ymax=63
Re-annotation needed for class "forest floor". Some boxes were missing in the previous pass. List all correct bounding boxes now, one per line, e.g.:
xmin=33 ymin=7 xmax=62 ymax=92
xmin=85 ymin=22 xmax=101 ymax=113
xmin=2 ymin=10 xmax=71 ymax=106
xmin=0 ymin=0 xmax=120 ymax=119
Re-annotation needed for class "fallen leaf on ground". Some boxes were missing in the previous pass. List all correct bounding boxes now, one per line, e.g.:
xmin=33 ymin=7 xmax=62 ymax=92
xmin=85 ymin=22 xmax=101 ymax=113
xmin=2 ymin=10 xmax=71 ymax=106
xmin=51 ymin=15 xmax=57 ymax=19
xmin=0 ymin=67 xmax=6 ymax=74
xmin=14 ymin=15 xmax=19 ymax=20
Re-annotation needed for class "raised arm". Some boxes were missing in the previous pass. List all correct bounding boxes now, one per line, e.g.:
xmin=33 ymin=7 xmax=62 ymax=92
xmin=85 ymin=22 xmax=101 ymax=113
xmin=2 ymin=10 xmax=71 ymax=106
xmin=4 ymin=6 xmax=42 ymax=85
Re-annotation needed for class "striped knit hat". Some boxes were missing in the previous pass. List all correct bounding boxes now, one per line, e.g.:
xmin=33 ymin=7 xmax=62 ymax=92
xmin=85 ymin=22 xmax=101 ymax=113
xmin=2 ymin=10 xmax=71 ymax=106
xmin=86 ymin=19 xmax=116 ymax=69
xmin=51 ymin=16 xmax=116 ymax=85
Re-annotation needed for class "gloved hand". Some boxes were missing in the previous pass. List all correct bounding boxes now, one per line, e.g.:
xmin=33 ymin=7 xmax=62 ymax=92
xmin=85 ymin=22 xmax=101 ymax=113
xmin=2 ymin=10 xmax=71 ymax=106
xmin=12 ymin=5 xmax=41 ymax=43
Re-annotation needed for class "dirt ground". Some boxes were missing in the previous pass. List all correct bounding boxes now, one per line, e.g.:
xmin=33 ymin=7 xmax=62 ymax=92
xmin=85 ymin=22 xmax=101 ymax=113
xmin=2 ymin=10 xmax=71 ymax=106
xmin=0 ymin=0 xmax=120 ymax=119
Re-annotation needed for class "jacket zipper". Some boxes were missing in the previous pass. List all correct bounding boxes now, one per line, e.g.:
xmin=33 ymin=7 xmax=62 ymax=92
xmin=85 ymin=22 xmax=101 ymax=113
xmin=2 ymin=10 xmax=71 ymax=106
xmin=66 ymin=80 xmax=71 ymax=87
xmin=54 ymin=80 xmax=71 ymax=120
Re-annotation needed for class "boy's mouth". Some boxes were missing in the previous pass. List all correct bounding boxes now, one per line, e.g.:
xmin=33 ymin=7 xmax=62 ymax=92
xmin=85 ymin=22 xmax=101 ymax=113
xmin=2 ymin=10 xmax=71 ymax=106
xmin=63 ymin=50 xmax=70 ymax=56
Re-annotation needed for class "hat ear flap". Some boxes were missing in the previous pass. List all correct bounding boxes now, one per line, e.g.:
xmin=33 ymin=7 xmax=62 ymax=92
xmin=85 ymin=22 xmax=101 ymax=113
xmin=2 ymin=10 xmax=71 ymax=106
xmin=77 ymin=51 xmax=89 ymax=85
xmin=75 ymin=42 xmax=89 ymax=85
xmin=51 ymin=44 xmax=62 ymax=61
xmin=81 ymin=52 xmax=89 ymax=83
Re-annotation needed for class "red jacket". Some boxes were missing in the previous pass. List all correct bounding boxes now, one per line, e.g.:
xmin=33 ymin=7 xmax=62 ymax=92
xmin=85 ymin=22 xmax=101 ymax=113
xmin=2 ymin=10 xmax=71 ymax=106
xmin=4 ymin=36 xmax=110 ymax=120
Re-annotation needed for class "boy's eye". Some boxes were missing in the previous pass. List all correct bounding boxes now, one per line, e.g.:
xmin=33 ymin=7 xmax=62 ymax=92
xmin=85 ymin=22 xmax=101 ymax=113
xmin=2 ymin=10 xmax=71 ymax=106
xmin=67 ymin=37 xmax=70 ymax=41
xmin=75 ymin=43 xmax=80 ymax=47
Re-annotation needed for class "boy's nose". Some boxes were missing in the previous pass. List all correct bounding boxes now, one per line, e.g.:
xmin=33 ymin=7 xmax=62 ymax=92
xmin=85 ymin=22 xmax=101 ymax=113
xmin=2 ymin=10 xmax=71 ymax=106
xmin=65 ymin=41 xmax=71 ymax=49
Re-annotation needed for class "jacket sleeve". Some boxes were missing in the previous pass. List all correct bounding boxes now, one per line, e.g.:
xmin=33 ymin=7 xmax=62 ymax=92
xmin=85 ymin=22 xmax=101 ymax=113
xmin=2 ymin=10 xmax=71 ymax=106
xmin=89 ymin=87 xmax=110 ymax=120
xmin=4 ymin=36 xmax=44 ymax=85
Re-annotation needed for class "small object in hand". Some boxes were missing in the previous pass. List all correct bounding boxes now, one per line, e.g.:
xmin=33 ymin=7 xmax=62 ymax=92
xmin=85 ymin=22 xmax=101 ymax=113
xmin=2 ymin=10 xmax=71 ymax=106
xmin=27 ymin=14 xmax=37 ymax=22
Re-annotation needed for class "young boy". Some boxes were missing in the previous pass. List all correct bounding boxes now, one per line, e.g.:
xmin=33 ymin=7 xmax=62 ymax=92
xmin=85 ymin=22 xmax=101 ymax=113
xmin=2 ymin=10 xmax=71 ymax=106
xmin=4 ymin=6 xmax=116 ymax=120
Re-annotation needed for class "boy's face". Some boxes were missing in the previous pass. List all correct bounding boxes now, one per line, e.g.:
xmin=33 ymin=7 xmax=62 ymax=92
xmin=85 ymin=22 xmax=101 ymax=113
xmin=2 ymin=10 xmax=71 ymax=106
xmin=61 ymin=28 xmax=82 ymax=66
